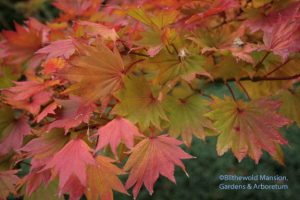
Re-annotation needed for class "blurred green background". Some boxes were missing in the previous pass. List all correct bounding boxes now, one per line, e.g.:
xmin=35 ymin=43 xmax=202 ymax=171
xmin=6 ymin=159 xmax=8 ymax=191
xmin=1 ymin=1 xmax=300 ymax=200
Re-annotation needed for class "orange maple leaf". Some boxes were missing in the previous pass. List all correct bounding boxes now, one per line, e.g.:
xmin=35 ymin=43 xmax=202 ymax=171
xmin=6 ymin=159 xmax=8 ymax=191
xmin=124 ymin=135 xmax=193 ymax=199
xmin=86 ymin=155 xmax=128 ymax=200
xmin=0 ymin=170 xmax=20 ymax=199
xmin=59 ymin=40 xmax=125 ymax=102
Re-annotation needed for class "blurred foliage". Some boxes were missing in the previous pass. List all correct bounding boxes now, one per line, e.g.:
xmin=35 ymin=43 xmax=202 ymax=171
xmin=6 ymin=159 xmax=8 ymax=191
xmin=0 ymin=0 xmax=58 ymax=30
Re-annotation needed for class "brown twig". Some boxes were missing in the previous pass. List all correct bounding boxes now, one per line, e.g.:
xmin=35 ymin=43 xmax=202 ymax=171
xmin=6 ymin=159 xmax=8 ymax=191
xmin=225 ymin=83 xmax=237 ymax=102
xmin=237 ymin=81 xmax=251 ymax=100
xmin=264 ymin=59 xmax=290 ymax=77
xmin=196 ymin=73 xmax=300 ymax=83
xmin=254 ymin=52 xmax=270 ymax=71
xmin=124 ymin=59 xmax=145 ymax=74
xmin=129 ymin=51 xmax=150 ymax=57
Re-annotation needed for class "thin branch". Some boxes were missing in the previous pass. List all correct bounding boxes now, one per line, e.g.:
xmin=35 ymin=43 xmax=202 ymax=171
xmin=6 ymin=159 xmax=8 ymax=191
xmin=264 ymin=59 xmax=290 ymax=77
xmin=225 ymin=83 xmax=237 ymax=102
xmin=124 ymin=59 xmax=145 ymax=74
xmin=237 ymin=81 xmax=251 ymax=100
xmin=250 ymin=74 xmax=300 ymax=81
xmin=196 ymin=73 xmax=300 ymax=83
xmin=170 ymin=43 xmax=179 ymax=55
xmin=186 ymin=82 xmax=213 ymax=100
xmin=254 ymin=52 xmax=270 ymax=71
xmin=128 ymin=51 xmax=150 ymax=57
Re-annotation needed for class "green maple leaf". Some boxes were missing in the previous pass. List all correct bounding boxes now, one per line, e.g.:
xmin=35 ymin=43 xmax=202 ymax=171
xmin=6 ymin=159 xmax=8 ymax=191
xmin=128 ymin=8 xmax=178 ymax=29
xmin=278 ymin=89 xmax=300 ymax=127
xmin=148 ymin=49 xmax=208 ymax=84
xmin=163 ymin=83 xmax=216 ymax=146
xmin=113 ymin=76 xmax=168 ymax=130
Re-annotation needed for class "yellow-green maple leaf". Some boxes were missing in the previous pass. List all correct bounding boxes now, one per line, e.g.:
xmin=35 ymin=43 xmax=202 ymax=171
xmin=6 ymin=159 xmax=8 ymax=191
xmin=163 ymin=83 xmax=215 ymax=146
xmin=113 ymin=76 xmax=168 ymax=130
xmin=206 ymin=96 xmax=290 ymax=163
xmin=278 ymin=89 xmax=300 ymax=127
xmin=148 ymin=49 xmax=208 ymax=84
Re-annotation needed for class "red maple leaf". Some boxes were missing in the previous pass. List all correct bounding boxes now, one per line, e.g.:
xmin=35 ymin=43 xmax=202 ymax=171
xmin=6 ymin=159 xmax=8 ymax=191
xmin=0 ymin=114 xmax=31 ymax=156
xmin=95 ymin=117 xmax=143 ymax=156
xmin=43 ymin=139 xmax=95 ymax=191
xmin=2 ymin=80 xmax=57 ymax=115
xmin=244 ymin=1 xmax=300 ymax=33
xmin=19 ymin=129 xmax=68 ymax=195
xmin=60 ymin=175 xmax=86 ymax=200
xmin=35 ymin=102 xmax=59 ymax=123
xmin=47 ymin=96 xmax=96 ymax=133
xmin=124 ymin=135 xmax=193 ymax=199
xmin=185 ymin=0 xmax=240 ymax=24
xmin=263 ymin=19 xmax=300 ymax=61
xmin=53 ymin=0 xmax=101 ymax=17
xmin=20 ymin=128 xmax=68 ymax=160
xmin=35 ymin=39 xmax=76 ymax=59
xmin=0 ymin=18 xmax=45 ymax=65
xmin=20 ymin=158 xmax=52 ymax=196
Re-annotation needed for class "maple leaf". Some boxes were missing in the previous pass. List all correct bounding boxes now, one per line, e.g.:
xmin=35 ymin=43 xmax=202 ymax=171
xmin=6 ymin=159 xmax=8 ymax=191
xmin=244 ymin=1 xmax=300 ymax=33
xmin=60 ymin=175 xmax=86 ymax=200
xmin=163 ymin=83 xmax=215 ymax=146
xmin=0 ymin=105 xmax=31 ymax=156
xmin=278 ymin=89 xmax=300 ymax=127
xmin=35 ymin=39 xmax=76 ymax=60
xmin=113 ymin=76 xmax=168 ymax=130
xmin=86 ymin=155 xmax=128 ymax=200
xmin=48 ymin=96 xmax=96 ymax=133
xmin=20 ymin=128 xmax=68 ymax=160
xmin=244 ymin=2 xmax=300 ymax=60
xmin=20 ymin=158 xmax=52 ymax=196
xmin=42 ymin=58 xmax=67 ymax=75
xmin=23 ymin=180 xmax=63 ymax=200
xmin=2 ymin=80 xmax=57 ymax=115
xmin=0 ymin=66 xmax=18 ymax=89
xmin=95 ymin=117 xmax=143 ymax=156
xmin=75 ymin=21 xmax=119 ymax=41
xmin=43 ymin=138 xmax=95 ymax=191
xmin=149 ymin=49 xmax=209 ymax=84
xmin=206 ymin=96 xmax=291 ymax=163
xmin=124 ymin=135 xmax=193 ymax=199
xmin=53 ymin=0 xmax=101 ymax=17
xmin=59 ymin=40 xmax=125 ymax=102
xmin=263 ymin=19 xmax=300 ymax=61
xmin=0 ymin=170 xmax=20 ymax=199
xmin=19 ymin=129 xmax=68 ymax=195
xmin=128 ymin=8 xmax=179 ymax=29
xmin=35 ymin=102 xmax=59 ymax=123
xmin=185 ymin=0 xmax=240 ymax=24
xmin=204 ymin=55 xmax=252 ymax=81
xmin=127 ymin=9 xmax=179 ymax=56
xmin=242 ymin=56 xmax=300 ymax=99
xmin=0 ymin=18 xmax=44 ymax=65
